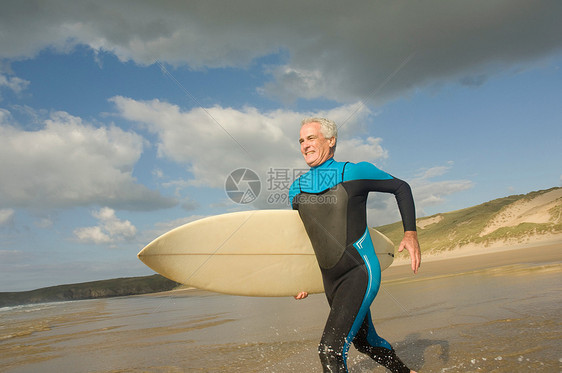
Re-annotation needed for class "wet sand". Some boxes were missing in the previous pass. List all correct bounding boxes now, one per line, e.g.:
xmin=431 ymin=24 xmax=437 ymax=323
xmin=1 ymin=241 xmax=561 ymax=372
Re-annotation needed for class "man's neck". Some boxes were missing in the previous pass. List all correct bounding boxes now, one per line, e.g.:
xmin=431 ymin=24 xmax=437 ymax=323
xmin=311 ymin=156 xmax=335 ymax=169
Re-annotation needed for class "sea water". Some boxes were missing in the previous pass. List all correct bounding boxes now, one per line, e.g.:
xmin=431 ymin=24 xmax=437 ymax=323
xmin=1 ymin=256 xmax=560 ymax=372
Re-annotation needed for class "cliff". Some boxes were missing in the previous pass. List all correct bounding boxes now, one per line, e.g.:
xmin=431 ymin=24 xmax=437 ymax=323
xmin=0 ymin=274 xmax=179 ymax=308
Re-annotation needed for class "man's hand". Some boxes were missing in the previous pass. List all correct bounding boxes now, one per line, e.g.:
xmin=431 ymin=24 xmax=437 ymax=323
xmin=398 ymin=230 xmax=421 ymax=274
xmin=294 ymin=291 xmax=308 ymax=300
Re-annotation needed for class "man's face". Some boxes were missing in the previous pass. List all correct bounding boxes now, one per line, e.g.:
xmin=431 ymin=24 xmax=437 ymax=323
xmin=299 ymin=122 xmax=335 ymax=167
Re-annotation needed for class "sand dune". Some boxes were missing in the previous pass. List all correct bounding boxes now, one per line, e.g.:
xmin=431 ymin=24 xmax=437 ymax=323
xmin=387 ymin=187 xmax=562 ymax=263
xmin=480 ymin=188 xmax=562 ymax=236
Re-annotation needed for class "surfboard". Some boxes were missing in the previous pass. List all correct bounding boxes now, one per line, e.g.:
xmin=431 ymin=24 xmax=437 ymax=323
xmin=138 ymin=210 xmax=394 ymax=297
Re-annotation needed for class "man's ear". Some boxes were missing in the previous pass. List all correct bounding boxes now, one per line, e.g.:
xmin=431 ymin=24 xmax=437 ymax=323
xmin=328 ymin=137 xmax=336 ymax=148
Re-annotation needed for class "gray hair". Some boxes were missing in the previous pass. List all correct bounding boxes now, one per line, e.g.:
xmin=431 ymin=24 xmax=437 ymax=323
xmin=301 ymin=117 xmax=338 ymax=141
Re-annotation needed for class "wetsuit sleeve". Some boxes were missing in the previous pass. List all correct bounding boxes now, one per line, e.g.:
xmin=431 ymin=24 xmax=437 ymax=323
xmin=383 ymin=178 xmax=417 ymax=232
xmin=344 ymin=162 xmax=417 ymax=232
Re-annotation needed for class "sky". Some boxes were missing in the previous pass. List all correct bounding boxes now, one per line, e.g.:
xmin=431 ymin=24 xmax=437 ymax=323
xmin=0 ymin=0 xmax=561 ymax=291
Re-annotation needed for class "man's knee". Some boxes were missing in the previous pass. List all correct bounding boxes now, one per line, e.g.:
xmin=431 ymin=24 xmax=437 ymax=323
xmin=353 ymin=339 xmax=370 ymax=355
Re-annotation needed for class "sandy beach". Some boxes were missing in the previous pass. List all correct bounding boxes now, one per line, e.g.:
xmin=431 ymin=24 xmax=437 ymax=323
xmin=1 ymin=240 xmax=561 ymax=372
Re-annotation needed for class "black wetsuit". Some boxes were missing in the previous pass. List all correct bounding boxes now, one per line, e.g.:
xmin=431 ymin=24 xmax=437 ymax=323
xmin=289 ymin=158 xmax=416 ymax=373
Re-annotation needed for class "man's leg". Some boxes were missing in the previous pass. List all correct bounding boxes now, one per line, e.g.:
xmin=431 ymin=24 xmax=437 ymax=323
xmin=318 ymin=287 xmax=361 ymax=372
xmin=318 ymin=261 xmax=371 ymax=372
xmin=353 ymin=312 xmax=411 ymax=373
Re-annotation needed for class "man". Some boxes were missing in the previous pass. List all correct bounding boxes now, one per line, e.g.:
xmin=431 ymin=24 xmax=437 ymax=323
xmin=289 ymin=118 xmax=421 ymax=373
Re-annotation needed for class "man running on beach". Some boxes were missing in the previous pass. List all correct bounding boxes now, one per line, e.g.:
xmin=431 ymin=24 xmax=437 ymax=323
xmin=289 ymin=118 xmax=421 ymax=373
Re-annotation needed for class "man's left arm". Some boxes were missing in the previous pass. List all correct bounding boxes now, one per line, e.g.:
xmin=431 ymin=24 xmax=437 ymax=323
xmin=346 ymin=162 xmax=421 ymax=273
xmin=389 ymin=177 xmax=421 ymax=274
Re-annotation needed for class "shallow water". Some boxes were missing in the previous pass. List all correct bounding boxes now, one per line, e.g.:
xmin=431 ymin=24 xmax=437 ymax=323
xmin=1 ymin=251 xmax=560 ymax=372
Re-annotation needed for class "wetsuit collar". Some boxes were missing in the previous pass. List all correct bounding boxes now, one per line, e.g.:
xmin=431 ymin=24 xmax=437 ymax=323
xmin=311 ymin=157 xmax=336 ymax=170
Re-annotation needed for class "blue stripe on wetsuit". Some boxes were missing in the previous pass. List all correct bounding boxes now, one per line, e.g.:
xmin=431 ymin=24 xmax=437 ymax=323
xmin=344 ymin=227 xmax=392 ymax=359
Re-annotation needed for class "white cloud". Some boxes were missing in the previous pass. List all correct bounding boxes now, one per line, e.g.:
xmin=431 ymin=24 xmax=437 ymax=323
xmin=414 ymin=164 xmax=452 ymax=180
xmin=74 ymin=207 xmax=136 ymax=245
xmin=0 ymin=74 xmax=30 ymax=98
xmin=139 ymin=214 xmax=208 ymax=246
xmin=1 ymin=1 xmax=560 ymax=103
xmin=0 ymin=109 xmax=176 ymax=210
xmin=180 ymin=197 xmax=199 ymax=211
xmin=35 ymin=216 xmax=54 ymax=229
xmin=152 ymin=168 xmax=164 ymax=179
xmin=409 ymin=164 xmax=473 ymax=212
xmin=412 ymin=180 xmax=474 ymax=209
xmin=337 ymin=137 xmax=388 ymax=164
xmin=110 ymin=96 xmax=381 ymax=194
xmin=0 ymin=208 xmax=15 ymax=225
xmin=366 ymin=162 xmax=473 ymax=226
xmin=0 ymin=249 xmax=26 ymax=264
xmin=74 ymin=226 xmax=112 ymax=244
xmin=0 ymin=108 xmax=12 ymax=122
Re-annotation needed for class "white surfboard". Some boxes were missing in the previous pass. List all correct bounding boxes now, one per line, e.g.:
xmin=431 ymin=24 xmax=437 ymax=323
xmin=138 ymin=210 xmax=394 ymax=297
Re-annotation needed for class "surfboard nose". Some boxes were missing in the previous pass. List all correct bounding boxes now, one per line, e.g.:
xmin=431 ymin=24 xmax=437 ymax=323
xmin=137 ymin=245 xmax=150 ymax=261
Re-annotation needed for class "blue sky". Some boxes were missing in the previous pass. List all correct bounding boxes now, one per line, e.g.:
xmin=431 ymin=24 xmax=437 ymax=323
xmin=1 ymin=1 xmax=561 ymax=291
